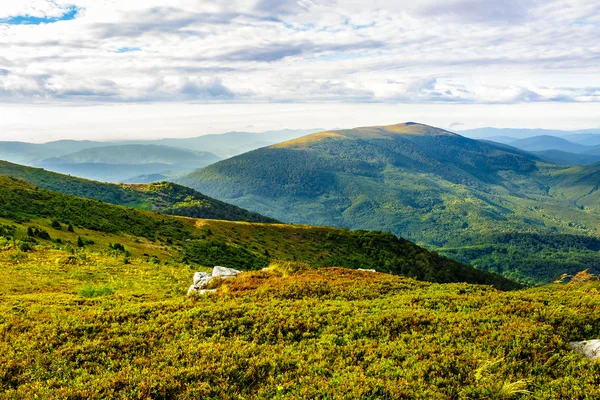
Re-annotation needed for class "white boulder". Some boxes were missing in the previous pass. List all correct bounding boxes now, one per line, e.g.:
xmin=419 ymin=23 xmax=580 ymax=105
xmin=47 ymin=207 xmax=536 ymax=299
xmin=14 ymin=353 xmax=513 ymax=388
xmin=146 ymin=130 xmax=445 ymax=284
xmin=193 ymin=272 xmax=212 ymax=288
xmin=212 ymin=266 xmax=242 ymax=279
xmin=187 ymin=266 xmax=243 ymax=295
xmin=569 ymin=340 xmax=600 ymax=360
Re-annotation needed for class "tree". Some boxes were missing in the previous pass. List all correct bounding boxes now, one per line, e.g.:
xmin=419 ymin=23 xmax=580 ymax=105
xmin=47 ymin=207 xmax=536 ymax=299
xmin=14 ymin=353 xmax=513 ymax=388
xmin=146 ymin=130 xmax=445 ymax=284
xmin=67 ymin=224 xmax=74 ymax=232
xmin=77 ymin=236 xmax=85 ymax=247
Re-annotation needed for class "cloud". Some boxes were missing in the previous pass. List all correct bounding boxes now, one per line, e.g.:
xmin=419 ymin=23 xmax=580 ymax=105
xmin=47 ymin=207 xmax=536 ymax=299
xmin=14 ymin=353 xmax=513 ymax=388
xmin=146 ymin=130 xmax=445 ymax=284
xmin=0 ymin=0 xmax=598 ymax=105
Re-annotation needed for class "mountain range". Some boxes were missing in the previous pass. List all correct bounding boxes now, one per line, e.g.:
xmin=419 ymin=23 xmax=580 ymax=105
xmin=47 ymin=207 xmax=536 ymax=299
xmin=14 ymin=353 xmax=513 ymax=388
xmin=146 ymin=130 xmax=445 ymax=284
xmin=0 ymin=129 xmax=321 ymax=183
xmin=179 ymin=122 xmax=600 ymax=284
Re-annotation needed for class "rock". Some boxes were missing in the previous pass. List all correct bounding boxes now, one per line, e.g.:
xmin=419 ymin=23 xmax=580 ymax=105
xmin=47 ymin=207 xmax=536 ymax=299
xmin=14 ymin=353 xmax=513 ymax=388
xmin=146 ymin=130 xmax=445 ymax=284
xmin=193 ymin=272 xmax=212 ymax=287
xmin=212 ymin=266 xmax=242 ymax=279
xmin=357 ymin=268 xmax=377 ymax=272
xmin=570 ymin=340 xmax=600 ymax=360
xmin=187 ymin=266 xmax=243 ymax=296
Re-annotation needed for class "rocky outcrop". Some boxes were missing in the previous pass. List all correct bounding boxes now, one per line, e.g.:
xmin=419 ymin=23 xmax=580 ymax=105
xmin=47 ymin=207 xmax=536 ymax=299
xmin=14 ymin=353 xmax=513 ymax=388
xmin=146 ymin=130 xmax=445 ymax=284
xmin=569 ymin=340 xmax=600 ymax=360
xmin=187 ymin=266 xmax=242 ymax=295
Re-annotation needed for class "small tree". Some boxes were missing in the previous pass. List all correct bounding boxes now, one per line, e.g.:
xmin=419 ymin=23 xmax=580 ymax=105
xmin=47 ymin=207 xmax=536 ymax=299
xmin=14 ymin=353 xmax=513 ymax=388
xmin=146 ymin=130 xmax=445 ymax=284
xmin=51 ymin=220 xmax=62 ymax=230
xmin=27 ymin=227 xmax=34 ymax=237
xmin=77 ymin=236 xmax=85 ymax=247
xmin=67 ymin=224 xmax=74 ymax=232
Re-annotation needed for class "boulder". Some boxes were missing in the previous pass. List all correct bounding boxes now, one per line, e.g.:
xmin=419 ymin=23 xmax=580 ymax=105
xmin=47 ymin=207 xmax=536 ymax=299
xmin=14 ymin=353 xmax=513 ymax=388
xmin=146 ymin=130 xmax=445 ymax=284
xmin=569 ymin=340 xmax=600 ymax=360
xmin=212 ymin=266 xmax=242 ymax=279
xmin=193 ymin=272 xmax=213 ymax=288
xmin=357 ymin=268 xmax=377 ymax=272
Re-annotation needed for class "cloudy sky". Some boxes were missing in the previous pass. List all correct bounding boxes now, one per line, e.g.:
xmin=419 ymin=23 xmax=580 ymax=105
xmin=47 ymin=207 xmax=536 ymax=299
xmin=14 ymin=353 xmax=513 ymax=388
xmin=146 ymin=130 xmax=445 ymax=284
xmin=1 ymin=0 xmax=599 ymax=141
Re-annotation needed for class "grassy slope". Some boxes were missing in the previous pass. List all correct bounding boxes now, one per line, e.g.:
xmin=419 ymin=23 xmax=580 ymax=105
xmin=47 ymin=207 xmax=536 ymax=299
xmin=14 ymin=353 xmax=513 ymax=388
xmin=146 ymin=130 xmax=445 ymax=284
xmin=0 ymin=175 xmax=518 ymax=289
xmin=0 ymin=243 xmax=599 ymax=398
xmin=0 ymin=160 xmax=278 ymax=223
xmin=180 ymin=123 xmax=600 ymax=284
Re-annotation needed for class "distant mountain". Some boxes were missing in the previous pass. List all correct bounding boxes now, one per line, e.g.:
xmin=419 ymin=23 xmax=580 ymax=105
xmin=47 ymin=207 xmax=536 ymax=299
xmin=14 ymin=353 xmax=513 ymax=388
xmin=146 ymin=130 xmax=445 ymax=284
xmin=125 ymin=129 xmax=323 ymax=158
xmin=44 ymin=144 xmax=220 ymax=166
xmin=0 ymin=160 xmax=277 ymax=223
xmin=0 ymin=140 xmax=112 ymax=164
xmin=35 ymin=144 xmax=221 ymax=182
xmin=179 ymin=122 xmax=600 ymax=284
xmin=479 ymin=135 xmax=519 ymax=144
xmin=460 ymin=127 xmax=600 ymax=140
xmin=33 ymin=163 xmax=182 ymax=184
xmin=562 ymin=131 xmax=600 ymax=146
xmin=505 ymin=135 xmax=589 ymax=153
xmin=123 ymin=173 xmax=170 ymax=184
xmin=532 ymin=150 xmax=600 ymax=166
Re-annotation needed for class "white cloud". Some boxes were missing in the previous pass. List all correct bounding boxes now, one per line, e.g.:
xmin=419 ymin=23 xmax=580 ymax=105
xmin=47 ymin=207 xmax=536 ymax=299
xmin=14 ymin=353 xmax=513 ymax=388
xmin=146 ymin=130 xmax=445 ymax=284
xmin=0 ymin=0 xmax=598 ymax=136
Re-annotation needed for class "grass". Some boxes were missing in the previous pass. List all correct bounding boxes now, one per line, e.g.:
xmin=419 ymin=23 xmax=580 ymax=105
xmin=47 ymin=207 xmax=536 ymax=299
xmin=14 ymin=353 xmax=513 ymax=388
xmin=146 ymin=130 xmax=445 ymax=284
xmin=1 ymin=242 xmax=600 ymax=398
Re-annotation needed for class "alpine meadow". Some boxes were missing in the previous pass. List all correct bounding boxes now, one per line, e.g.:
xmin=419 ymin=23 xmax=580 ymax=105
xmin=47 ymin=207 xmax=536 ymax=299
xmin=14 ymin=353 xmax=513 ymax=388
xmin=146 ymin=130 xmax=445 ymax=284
xmin=2 ymin=0 xmax=600 ymax=399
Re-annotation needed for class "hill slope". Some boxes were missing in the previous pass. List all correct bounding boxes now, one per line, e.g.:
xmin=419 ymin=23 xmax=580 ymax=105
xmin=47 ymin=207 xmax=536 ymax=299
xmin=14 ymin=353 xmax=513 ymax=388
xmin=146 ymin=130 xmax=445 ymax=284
xmin=1 ymin=251 xmax=598 ymax=397
xmin=0 ymin=175 xmax=519 ymax=289
xmin=180 ymin=122 xmax=600 ymax=284
xmin=505 ymin=135 xmax=588 ymax=153
xmin=0 ymin=160 xmax=277 ymax=223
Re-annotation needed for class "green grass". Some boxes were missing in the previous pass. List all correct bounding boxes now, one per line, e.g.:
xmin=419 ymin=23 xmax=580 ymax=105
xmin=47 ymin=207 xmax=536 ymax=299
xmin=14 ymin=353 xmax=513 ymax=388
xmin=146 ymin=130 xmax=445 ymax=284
xmin=0 ymin=243 xmax=599 ymax=398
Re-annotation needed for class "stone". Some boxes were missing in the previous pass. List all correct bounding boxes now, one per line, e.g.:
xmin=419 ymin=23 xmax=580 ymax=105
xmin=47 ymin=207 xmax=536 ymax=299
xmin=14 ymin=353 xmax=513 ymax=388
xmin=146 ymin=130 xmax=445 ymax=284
xmin=357 ymin=268 xmax=377 ymax=272
xmin=569 ymin=340 xmax=600 ymax=360
xmin=212 ymin=266 xmax=242 ymax=279
xmin=193 ymin=272 xmax=212 ymax=288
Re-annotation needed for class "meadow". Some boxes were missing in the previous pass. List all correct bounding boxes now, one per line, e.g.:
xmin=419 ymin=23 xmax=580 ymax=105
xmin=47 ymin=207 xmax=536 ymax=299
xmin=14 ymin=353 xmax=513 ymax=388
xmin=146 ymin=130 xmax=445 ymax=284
xmin=1 ymin=239 xmax=599 ymax=399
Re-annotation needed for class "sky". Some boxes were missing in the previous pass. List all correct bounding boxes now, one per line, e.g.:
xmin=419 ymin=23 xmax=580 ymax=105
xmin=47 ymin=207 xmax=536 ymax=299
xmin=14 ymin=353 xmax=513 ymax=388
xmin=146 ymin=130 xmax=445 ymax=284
xmin=0 ymin=0 xmax=599 ymax=142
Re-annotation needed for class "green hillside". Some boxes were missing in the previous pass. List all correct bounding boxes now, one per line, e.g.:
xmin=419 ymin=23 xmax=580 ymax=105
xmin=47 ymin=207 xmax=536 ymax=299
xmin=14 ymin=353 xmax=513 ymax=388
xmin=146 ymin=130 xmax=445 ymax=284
xmin=0 ymin=160 xmax=276 ymax=223
xmin=180 ymin=122 xmax=600 ymax=284
xmin=0 ymin=175 xmax=518 ymax=289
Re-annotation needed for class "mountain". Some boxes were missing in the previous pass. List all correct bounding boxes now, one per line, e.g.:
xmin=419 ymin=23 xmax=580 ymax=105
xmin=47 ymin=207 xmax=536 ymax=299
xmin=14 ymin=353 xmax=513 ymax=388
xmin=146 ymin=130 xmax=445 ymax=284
xmin=35 ymin=144 xmax=221 ymax=182
xmin=123 ymin=173 xmax=170 ymax=183
xmin=44 ymin=144 xmax=220 ymax=166
xmin=0 ymin=174 xmax=518 ymax=289
xmin=180 ymin=122 xmax=600 ymax=284
xmin=531 ymin=150 xmax=600 ymax=166
xmin=478 ymin=135 xmax=519 ymax=144
xmin=460 ymin=127 xmax=600 ymax=141
xmin=0 ymin=140 xmax=112 ymax=164
xmin=504 ymin=135 xmax=588 ymax=153
xmin=126 ymin=129 xmax=323 ymax=158
xmin=0 ymin=160 xmax=277 ymax=223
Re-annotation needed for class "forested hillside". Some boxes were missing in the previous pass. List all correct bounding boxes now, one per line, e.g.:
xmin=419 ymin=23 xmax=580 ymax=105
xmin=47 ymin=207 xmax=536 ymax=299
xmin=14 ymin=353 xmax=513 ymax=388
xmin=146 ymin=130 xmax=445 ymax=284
xmin=0 ymin=161 xmax=277 ymax=223
xmin=180 ymin=122 xmax=600 ymax=284
xmin=0 ymin=175 xmax=518 ymax=289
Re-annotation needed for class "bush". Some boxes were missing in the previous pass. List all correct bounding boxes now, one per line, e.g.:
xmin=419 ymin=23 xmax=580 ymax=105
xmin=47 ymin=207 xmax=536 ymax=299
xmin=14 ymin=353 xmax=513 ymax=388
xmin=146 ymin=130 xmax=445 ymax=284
xmin=78 ymin=285 xmax=114 ymax=298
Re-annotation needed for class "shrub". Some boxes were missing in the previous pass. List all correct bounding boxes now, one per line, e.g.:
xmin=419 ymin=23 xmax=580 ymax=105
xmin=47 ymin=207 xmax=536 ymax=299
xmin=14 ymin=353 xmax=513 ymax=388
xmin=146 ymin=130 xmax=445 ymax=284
xmin=78 ymin=285 xmax=114 ymax=298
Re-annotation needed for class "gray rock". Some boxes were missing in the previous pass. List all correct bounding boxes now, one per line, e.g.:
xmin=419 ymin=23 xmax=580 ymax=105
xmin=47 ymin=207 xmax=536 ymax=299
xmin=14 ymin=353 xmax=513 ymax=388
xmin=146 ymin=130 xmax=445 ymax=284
xmin=357 ymin=268 xmax=377 ymax=272
xmin=569 ymin=340 xmax=600 ymax=360
xmin=212 ymin=266 xmax=242 ymax=279
xmin=193 ymin=272 xmax=212 ymax=288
